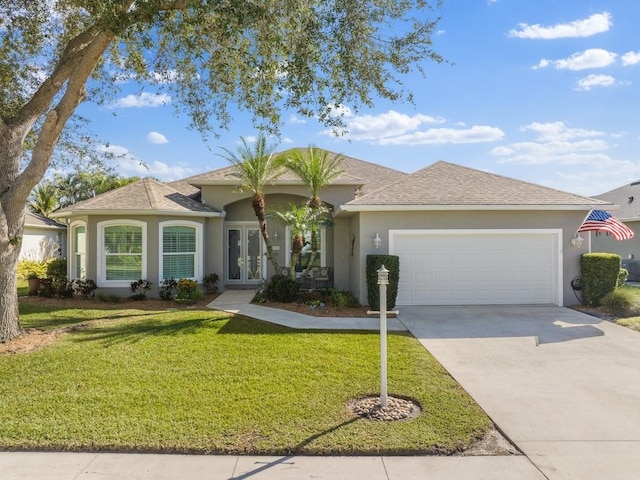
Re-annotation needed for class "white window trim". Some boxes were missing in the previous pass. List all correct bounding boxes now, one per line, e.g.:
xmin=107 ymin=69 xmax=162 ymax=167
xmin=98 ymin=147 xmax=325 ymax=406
xmin=158 ymin=220 xmax=203 ymax=283
xmin=284 ymin=226 xmax=326 ymax=267
xmin=69 ymin=220 xmax=87 ymax=280
xmin=97 ymin=219 xmax=147 ymax=288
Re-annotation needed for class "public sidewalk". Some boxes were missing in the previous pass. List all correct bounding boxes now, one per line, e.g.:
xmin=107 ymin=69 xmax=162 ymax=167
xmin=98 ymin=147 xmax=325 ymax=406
xmin=0 ymin=451 xmax=545 ymax=479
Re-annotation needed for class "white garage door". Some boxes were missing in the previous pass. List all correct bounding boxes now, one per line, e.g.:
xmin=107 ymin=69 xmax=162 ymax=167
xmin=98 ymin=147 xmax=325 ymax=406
xmin=390 ymin=230 xmax=561 ymax=306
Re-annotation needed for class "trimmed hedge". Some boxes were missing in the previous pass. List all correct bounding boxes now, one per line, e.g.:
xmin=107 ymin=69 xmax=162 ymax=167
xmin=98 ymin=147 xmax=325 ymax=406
xmin=366 ymin=255 xmax=399 ymax=310
xmin=581 ymin=253 xmax=621 ymax=306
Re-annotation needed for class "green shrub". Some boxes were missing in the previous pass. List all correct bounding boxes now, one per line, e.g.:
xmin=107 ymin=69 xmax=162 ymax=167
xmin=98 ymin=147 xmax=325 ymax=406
xmin=366 ymin=255 xmax=399 ymax=310
xmin=581 ymin=253 xmax=621 ymax=306
xmin=72 ymin=278 xmax=98 ymax=298
xmin=45 ymin=258 xmax=67 ymax=279
xmin=37 ymin=258 xmax=71 ymax=297
xmin=159 ymin=278 xmax=178 ymax=300
xmin=175 ymin=278 xmax=202 ymax=301
xmin=601 ymin=287 xmax=640 ymax=317
xmin=618 ymin=268 xmax=629 ymax=288
xmin=202 ymin=273 xmax=219 ymax=293
xmin=264 ymin=274 xmax=299 ymax=303
xmin=129 ymin=279 xmax=152 ymax=300
xmin=17 ymin=259 xmax=48 ymax=279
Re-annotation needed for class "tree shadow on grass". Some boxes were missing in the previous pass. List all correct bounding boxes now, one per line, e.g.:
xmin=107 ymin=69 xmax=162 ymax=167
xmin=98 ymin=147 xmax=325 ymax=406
xmin=69 ymin=313 xmax=235 ymax=346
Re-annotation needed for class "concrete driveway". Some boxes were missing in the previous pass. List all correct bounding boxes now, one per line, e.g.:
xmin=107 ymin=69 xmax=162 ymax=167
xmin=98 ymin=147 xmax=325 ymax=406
xmin=399 ymin=306 xmax=640 ymax=480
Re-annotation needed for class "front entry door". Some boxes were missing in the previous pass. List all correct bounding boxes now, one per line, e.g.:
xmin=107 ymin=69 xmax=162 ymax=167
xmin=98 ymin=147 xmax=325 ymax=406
xmin=226 ymin=224 xmax=264 ymax=285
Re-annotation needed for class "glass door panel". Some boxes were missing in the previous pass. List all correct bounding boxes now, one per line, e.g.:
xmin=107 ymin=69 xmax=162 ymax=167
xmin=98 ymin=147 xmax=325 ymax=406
xmin=246 ymin=228 xmax=262 ymax=281
xmin=227 ymin=229 xmax=242 ymax=281
xmin=226 ymin=225 xmax=263 ymax=284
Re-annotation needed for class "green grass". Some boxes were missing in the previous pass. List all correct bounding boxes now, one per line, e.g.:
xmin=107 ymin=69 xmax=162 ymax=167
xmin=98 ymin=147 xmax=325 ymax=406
xmin=0 ymin=304 xmax=491 ymax=455
xmin=17 ymin=279 xmax=28 ymax=296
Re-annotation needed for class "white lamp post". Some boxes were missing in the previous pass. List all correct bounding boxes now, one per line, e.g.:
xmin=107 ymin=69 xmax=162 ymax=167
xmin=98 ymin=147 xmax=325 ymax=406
xmin=377 ymin=265 xmax=389 ymax=408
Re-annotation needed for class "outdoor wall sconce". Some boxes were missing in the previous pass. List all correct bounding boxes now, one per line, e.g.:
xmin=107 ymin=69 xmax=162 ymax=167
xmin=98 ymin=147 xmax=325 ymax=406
xmin=273 ymin=230 xmax=279 ymax=241
xmin=571 ymin=232 xmax=584 ymax=249
xmin=373 ymin=232 xmax=383 ymax=249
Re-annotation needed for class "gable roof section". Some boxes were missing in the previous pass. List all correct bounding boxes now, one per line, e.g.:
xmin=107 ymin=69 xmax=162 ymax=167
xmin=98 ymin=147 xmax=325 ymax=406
xmin=24 ymin=211 xmax=66 ymax=230
xmin=185 ymin=150 xmax=408 ymax=196
xmin=594 ymin=182 xmax=640 ymax=221
xmin=51 ymin=178 xmax=222 ymax=218
xmin=341 ymin=161 xmax=609 ymax=211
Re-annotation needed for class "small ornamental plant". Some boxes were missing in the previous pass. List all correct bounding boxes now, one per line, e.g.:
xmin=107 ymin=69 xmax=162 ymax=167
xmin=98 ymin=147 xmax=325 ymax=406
xmin=175 ymin=278 xmax=202 ymax=302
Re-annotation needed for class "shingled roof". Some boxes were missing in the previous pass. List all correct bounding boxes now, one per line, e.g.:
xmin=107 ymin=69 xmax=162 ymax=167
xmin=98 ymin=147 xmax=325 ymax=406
xmin=184 ymin=150 xmax=407 ymax=196
xmin=594 ymin=182 xmax=640 ymax=221
xmin=24 ymin=211 xmax=66 ymax=229
xmin=344 ymin=161 xmax=609 ymax=208
xmin=52 ymin=178 xmax=221 ymax=216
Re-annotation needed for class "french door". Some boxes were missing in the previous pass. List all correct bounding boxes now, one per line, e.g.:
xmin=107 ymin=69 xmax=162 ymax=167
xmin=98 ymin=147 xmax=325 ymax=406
xmin=225 ymin=224 xmax=264 ymax=285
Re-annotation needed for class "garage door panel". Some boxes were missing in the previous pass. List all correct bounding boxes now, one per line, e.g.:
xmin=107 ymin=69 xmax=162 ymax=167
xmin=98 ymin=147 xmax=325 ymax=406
xmin=391 ymin=231 xmax=559 ymax=306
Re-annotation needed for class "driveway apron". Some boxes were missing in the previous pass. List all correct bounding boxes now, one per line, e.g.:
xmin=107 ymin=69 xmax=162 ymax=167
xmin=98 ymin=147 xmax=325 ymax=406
xmin=400 ymin=306 xmax=640 ymax=480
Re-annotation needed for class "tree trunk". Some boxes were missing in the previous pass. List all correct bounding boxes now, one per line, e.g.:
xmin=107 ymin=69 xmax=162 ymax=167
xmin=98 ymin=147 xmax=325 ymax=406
xmin=0 ymin=211 xmax=24 ymax=342
xmin=252 ymin=195 xmax=279 ymax=273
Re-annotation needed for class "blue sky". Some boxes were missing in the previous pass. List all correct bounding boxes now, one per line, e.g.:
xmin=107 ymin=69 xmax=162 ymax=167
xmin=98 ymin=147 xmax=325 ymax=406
xmin=76 ymin=1 xmax=640 ymax=197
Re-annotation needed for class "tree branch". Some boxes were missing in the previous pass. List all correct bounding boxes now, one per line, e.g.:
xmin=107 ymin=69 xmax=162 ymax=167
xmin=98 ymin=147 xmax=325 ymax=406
xmin=9 ymin=30 xmax=115 ymax=207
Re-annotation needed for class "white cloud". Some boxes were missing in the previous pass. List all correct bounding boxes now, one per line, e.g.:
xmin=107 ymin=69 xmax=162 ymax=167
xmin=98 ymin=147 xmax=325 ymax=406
xmin=575 ymin=74 xmax=616 ymax=91
xmin=622 ymin=51 xmax=640 ymax=66
xmin=378 ymin=125 xmax=504 ymax=146
xmin=435 ymin=29 xmax=446 ymax=35
xmin=522 ymin=121 xmax=606 ymax=141
xmin=536 ymin=48 xmax=617 ymax=71
xmin=533 ymin=59 xmax=550 ymax=70
xmin=147 ymin=131 xmax=169 ymax=144
xmin=97 ymin=144 xmax=193 ymax=181
xmin=110 ymin=92 xmax=172 ymax=108
xmin=338 ymin=110 xmax=445 ymax=142
xmin=508 ymin=12 xmax=612 ymax=39
xmin=492 ymin=121 xmax=617 ymax=171
xmin=552 ymin=162 xmax=640 ymax=196
xmin=288 ymin=114 xmax=307 ymax=125
xmin=322 ymin=110 xmax=502 ymax=146
xmin=282 ymin=137 xmax=294 ymax=144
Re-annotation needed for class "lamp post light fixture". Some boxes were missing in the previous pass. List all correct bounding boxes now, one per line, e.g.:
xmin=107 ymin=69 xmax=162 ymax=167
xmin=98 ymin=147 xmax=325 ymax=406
xmin=571 ymin=233 xmax=584 ymax=249
xmin=373 ymin=232 xmax=383 ymax=249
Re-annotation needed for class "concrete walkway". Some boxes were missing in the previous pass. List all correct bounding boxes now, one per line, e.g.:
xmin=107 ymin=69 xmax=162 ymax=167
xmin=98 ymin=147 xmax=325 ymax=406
xmin=208 ymin=289 xmax=408 ymax=331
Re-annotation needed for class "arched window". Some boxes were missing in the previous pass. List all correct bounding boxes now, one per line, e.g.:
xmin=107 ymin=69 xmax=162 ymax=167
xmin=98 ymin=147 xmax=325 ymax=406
xmin=97 ymin=220 xmax=147 ymax=287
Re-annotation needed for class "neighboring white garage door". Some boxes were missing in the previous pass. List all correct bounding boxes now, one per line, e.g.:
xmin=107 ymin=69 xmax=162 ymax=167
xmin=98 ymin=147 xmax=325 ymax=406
xmin=389 ymin=230 xmax=561 ymax=306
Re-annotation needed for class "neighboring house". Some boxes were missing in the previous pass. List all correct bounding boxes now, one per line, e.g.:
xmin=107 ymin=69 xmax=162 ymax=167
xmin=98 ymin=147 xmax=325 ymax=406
xmin=590 ymin=182 xmax=640 ymax=279
xmin=21 ymin=211 xmax=67 ymax=261
xmin=51 ymin=154 xmax=609 ymax=306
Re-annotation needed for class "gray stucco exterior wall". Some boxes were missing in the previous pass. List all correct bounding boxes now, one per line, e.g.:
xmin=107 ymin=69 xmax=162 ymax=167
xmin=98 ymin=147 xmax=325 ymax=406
xmin=350 ymin=210 xmax=588 ymax=307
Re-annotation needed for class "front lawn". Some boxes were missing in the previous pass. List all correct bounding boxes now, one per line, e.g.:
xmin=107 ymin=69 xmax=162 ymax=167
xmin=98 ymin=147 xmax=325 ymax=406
xmin=0 ymin=301 xmax=491 ymax=455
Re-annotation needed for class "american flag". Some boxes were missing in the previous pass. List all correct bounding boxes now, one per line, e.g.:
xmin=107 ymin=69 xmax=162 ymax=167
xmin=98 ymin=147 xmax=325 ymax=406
xmin=577 ymin=210 xmax=634 ymax=241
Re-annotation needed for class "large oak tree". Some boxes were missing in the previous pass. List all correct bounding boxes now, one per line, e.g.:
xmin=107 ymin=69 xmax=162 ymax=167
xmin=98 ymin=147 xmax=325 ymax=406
xmin=0 ymin=0 xmax=444 ymax=342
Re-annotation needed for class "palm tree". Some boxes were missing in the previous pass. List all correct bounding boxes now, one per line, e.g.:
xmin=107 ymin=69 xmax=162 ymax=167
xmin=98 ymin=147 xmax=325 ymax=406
xmin=280 ymin=147 xmax=344 ymax=270
xmin=28 ymin=182 xmax=59 ymax=218
xmin=269 ymin=204 xmax=332 ymax=279
xmin=219 ymin=135 xmax=284 ymax=272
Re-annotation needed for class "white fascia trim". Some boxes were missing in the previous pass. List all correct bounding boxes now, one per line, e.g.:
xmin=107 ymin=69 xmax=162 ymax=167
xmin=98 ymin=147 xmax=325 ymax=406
xmin=158 ymin=220 xmax=203 ymax=284
xmin=52 ymin=210 xmax=225 ymax=218
xmin=337 ymin=204 xmax=603 ymax=214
